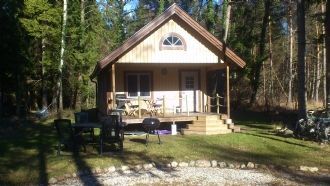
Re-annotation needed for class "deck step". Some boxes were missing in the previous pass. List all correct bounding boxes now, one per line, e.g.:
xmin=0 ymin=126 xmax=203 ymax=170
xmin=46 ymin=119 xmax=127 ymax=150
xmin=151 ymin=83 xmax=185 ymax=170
xmin=232 ymin=126 xmax=241 ymax=133
xmin=192 ymin=120 xmax=224 ymax=126
xmin=187 ymin=124 xmax=228 ymax=130
xmin=197 ymin=115 xmax=221 ymax=121
xmin=182 ymin=129 xmax=232 ymax=135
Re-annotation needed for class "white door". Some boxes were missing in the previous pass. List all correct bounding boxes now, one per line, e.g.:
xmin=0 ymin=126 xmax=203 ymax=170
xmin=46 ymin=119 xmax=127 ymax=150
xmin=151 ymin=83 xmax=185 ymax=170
xmin=181 ymin=71 xmax=199 ymax=112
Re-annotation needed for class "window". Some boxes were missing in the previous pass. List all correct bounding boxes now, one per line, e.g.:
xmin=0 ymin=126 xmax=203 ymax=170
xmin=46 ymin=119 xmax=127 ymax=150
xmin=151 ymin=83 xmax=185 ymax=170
xmin=160 ymin=33 xmax=186 ymax=50
xmin=126 ymin=73 xmax=151 ymax=97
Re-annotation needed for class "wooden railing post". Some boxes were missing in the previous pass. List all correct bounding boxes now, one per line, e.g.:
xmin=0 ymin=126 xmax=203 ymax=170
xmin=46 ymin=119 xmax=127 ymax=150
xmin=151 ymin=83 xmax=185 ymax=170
xmin=216 ymin=93 xmax=220 ymax=114
xmin=138 ymin=96 xmax=141 ymax=118
xmin=186 ymin=94 xmax=189 ymax=116
xmin=207 ymin=96 xmax=211 ymax=112
xmin=162 ymin=95 xmax=165 ymax=117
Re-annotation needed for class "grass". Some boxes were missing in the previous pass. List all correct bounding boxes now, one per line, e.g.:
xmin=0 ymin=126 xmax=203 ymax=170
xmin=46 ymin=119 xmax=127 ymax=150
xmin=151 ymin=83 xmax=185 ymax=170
xmin=0 ymin=110 xmax=329 ymax=185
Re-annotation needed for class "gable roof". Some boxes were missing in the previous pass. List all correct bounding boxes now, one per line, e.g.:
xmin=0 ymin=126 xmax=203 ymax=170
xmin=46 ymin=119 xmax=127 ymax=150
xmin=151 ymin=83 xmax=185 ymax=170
xmin=90 ymin=3 xmax=246 ymax=79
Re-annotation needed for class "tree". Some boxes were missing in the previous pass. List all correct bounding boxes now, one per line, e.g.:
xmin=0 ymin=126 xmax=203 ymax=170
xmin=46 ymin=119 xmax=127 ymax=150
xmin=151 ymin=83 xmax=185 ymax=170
xmin=297 ymin=0 xmax=307 ymax=118
xmin=326 ymin=0 xmax=330 ymax=116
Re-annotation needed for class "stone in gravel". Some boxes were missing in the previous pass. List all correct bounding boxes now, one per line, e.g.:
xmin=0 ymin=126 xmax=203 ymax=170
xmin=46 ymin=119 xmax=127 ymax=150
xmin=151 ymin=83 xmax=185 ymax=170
xmin=64 ymin=173 xmax=71 ymax=178
xmin=211 ymin=160 xmax=217 ymax=167
xmin=228 ymin=164 xmax=235 ymax=169
xmin=107 ymin=166 xmax=116 ymax=173
xmin=143 ymin=163 xmax=153 ymax=170
xmin=179 ymin=162 xmax=189 ymax=167
xmin=235 ymin=164 xmax=241 ymax=169
xmin=71 ymin=173 xmax=77 ymax=178
xmin=93 ymin=167 xmax=102 ymax=174
xmin=49 ymin=177 xmax=57 ymax=184
xmin=300 ymin=166 xmax=318 ymax=172
xmin=134 ymin=165 xmax=142 ymax=171
xmin=240 ymin=164 xmax=246 ymax=169
xmin=121 ymin=165 xmax=130 ymax=171
xmin=218 ymin=162 xmax=227 ymax=168
xmin=320 ymin=168 xmax=329 ymax=172
xmin=195 ymin=160 xmax=211 ymax=167
xmin=171 ymin=161 xmax=178 ymax=168
xmin=189 ymin=160 xmax=195 ymax=167
xmin=247 ymin=162 xmax=254 ymax=169
xmin=166 ymin=163 xmax=172 ymax=168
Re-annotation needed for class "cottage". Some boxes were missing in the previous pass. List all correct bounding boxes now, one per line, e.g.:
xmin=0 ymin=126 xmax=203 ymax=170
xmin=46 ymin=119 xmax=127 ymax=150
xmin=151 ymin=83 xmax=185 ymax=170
xmin=90 ymin=4 xmax=245 ymax=134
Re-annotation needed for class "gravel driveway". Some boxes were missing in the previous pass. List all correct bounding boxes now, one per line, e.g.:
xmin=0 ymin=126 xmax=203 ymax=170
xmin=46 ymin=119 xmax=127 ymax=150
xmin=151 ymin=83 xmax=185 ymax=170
xmin=53 ymin=167 xmax=300 ymax=185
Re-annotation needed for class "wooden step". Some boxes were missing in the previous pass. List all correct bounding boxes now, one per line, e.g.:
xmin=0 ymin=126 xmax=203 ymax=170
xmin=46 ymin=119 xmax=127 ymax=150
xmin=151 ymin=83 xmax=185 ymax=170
xmin=187 ymin=124 xmax=229 ymax=130
xmin=182 ymin=129 xmax=232 ymax=135
xmin=197 ymin=115 xmax=221 ymax=121
xmin=220 ymin=114 xmax=228 ymax=120
xmin=232 ymin=126 xmax=241 ymax=133
xmin=227 ymin=123 xmax=234 ymax=129
xmin=192 ymin=120 xmax=224 ymax=126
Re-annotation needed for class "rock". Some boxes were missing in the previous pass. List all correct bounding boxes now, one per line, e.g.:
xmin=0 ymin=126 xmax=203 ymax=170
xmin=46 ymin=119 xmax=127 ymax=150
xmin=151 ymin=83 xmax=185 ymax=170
xmin=211 ymin=160 xmax=217 ymax=167
xmin=166 ymin=163 xmax=172 ymax=168
xmin=178 ymin=162 xmax=189 ymax=167
xmin=107 ymin=166 xmax=116 ymax=173
xmin=300 ymin=166 xmax=318 ymax=172
xmin=228 ymin=164 xmax=235 ymax=169
xmin=64 ymin=173 xmax=71 ymax=178
xmin=240 ymin=164 xmax=246 ymax=169
xmin=189 ymin=160 xmax=195 ymax=167
xmin=134 ymin=165 xmax=142 ymax=171
xmin=121 ymin=165 xmax=130 ymax=171
xmin=218 ymin=162 xmax=227 ymax=168
xmin=171 ymin=161 xmax=178 ymax=168
xmin=320 ymin=168 xmax=329 ymax=172
xmin=143 ymin=163 xmax=153 ymax=170
xmin=93 ymin=167 xmax=102 ymax=174
xmin=246 ymin=162 xmax=254 ymax=169
xmin=195 ymin=160 xmax=211 ymax=167
xmin=235 ymin=164 xmax=241 ymax=169
xmin=49 ymin=177 xmax=57 ymax=184
xmin=71 ymin=173 xmax=77 ymax=178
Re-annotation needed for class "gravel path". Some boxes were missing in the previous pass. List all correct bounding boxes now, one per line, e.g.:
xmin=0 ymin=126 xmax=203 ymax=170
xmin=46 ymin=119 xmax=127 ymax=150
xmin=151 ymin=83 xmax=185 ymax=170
xmin=53 ymin=167 xmax=299 ymax=186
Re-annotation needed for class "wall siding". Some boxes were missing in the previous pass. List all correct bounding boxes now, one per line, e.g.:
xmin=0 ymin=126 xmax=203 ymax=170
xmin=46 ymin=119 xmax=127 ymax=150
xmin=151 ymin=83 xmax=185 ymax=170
xmin=117 ymin=19 xmax=218 ymax=64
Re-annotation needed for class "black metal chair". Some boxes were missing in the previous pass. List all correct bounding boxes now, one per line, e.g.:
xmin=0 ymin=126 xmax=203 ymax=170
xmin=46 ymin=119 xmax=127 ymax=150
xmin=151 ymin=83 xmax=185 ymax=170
xmin=99 ymin=115 xmax=124 ymax=154
xmin=74 ymin=112 xmax=94 ymax=141
xmin=54 ymin=119 xmax=85 ymax=155
xmin=142 ymin=118 xmax=161 ymax=146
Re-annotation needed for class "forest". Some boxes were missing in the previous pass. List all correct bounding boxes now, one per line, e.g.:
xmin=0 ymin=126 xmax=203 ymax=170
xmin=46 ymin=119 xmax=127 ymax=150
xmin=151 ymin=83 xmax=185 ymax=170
xmin=0 ymin=0 xmax=329 ymax=118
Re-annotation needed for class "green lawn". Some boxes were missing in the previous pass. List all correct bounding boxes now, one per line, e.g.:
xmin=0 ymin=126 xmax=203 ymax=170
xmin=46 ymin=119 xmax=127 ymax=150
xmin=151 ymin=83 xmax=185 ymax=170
xmin=0 ymin=111 xmax=329 ymax=185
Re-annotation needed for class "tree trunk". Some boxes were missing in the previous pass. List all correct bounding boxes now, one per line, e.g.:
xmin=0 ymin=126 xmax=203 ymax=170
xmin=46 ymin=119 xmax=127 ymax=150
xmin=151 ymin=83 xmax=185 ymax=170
xmin=322 ymin=2 xmax=327 ymax=108
xmin=315 ymin=23 xmax=321 ymax=103
xmin=222 ymin=0 xmax=231 ymax=42
xmin=325 ymin=0 xmax=330 ymax=116
xmin=268 ymin=14 xmax=273 ymax=108
xmin=288 ymin=0 xmax=294 ymax=105
xmin=58 ymin=0 xmax=67 ymax=117
xmin=250 ymin=0 xmax=271 ymax=105
xmin=297 ymin=0 xmax=307 ymax=119
xmin=41 ymin=38 xmax=47 ymax=109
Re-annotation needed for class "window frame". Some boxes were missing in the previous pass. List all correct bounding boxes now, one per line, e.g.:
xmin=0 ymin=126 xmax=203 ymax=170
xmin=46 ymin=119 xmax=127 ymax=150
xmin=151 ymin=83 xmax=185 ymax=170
xmin=125 ymin=72 xmax=152 ymax=98
xmin=159 ymin=32 xmax=187 ymax=51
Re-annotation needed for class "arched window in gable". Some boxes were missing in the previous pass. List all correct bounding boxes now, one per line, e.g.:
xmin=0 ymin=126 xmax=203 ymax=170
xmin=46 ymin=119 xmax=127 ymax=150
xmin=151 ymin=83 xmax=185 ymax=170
xmin=160 ymin=33 xmax=186 ymax=51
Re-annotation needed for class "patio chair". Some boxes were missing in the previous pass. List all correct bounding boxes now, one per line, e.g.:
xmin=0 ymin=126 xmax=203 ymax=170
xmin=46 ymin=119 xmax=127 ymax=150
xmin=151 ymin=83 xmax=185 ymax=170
xmin=74 ymin=112 xmax=94 ymax=141
xmin=54 ymin=119 xmax=85 ymax=155
xmin=99 ymin=115 xmax=125 ymax=154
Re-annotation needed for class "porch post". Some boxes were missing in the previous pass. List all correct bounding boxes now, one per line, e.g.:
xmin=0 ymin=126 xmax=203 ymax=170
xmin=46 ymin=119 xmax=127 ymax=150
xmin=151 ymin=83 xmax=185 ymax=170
xmin=111 ymin=63 xmax=116 ymax=108
xmin=226 ymin=65 xmax=230 ymax=118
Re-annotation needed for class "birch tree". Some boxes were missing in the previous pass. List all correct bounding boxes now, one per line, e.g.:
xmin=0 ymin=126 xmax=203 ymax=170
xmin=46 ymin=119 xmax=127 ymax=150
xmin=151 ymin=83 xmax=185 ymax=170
xmin=58 ymin=0 xmax=67 ymax=115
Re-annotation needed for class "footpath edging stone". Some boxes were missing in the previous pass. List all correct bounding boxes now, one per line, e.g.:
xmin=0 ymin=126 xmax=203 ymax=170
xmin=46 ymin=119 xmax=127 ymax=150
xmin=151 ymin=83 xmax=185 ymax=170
xmin=49 ymin=160 xmax=327 ymax=184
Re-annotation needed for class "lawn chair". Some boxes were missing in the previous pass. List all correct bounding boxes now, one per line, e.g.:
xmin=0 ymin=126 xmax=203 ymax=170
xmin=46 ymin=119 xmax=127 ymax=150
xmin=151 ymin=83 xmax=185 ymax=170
xmin=99 ymin=115 xmax=125 ymax=154
xmin=74 ymin=112 xmax=94 ymax=142
xmin=54 ymin=119 xmax=85 ymax=155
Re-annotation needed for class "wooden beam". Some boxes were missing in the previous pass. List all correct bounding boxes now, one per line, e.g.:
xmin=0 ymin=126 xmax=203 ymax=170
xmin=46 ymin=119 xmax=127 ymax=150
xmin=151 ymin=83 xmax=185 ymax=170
xmin=226 ymin=65 xmax=230 ymax=118
xmin=111 ymin=63 xmax=116 ymax=108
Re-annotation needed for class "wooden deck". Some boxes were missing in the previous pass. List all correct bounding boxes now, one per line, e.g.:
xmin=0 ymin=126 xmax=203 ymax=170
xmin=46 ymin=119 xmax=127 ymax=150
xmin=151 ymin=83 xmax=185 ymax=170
xmin=122 ymin=112 xmax=224 ymax=124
